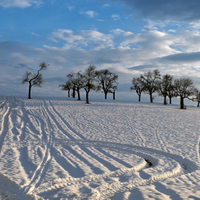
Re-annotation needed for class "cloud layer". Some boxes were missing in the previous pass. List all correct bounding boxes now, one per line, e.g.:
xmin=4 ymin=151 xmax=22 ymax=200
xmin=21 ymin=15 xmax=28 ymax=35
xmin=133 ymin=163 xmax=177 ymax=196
xmin=0 ymin=0 xmax=43 ymax=8
xmin=48 ymin=29 xmax=113 ymax=50
xmin=114 ymin=0 xmax=200 ymax=22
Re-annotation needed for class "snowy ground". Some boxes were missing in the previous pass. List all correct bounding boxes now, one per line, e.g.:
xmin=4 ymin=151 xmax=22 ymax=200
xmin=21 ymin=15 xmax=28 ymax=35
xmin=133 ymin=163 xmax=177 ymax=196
xmin=0 ymin=96 xmax=200 ymax=200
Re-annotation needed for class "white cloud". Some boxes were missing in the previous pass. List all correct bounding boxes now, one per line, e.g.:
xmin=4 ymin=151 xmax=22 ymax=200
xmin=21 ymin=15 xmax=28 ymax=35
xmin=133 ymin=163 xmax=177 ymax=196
xmin=66 ymin=3 xmax=75 ymax=11
xmin=111 ymin=29 xmax=133 ymax=37
xmin=80 ymin=10 xmax=98 ymax=18
xmin=47 ymin=27 xmax=200 ymax=63
xmin=0 ymin=0 xmax=43 ymax=8
xmin=103 ymin=3 xmax=110 ymax=8
xmin=46 ymin=27 xmax=200 ymax=68
xmin=3 ymin=25 xmax=200 ymax=97
xmin=49 ymin=29 xmax=114 ymax=50
xmin=29 ymin=32 xmax=40 ymax=36
xmin=111 ymin=14 xmax=120 ymax=21
xmin=168 ymin=29 xmax=176 ymax=33
xmin=45 ymin=28 xmax=180 ymax=72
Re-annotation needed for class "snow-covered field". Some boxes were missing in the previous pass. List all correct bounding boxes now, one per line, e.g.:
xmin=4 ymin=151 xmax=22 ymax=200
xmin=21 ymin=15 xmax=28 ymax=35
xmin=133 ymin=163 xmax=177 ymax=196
xmin=1 ymin=96 xmax=200 ymax=200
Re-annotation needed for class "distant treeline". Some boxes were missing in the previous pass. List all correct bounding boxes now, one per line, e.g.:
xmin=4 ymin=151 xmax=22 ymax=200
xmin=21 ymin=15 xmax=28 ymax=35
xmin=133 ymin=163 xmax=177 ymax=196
xmin=130 ymin=69 xmax=199 ymax=109
xmin=62 ymin=68 xmax=199 ymax=109
xmin=22 ymin=63 xmax=199 ymax=109
xmin=59 ymin=65 xmax=118 ymax=104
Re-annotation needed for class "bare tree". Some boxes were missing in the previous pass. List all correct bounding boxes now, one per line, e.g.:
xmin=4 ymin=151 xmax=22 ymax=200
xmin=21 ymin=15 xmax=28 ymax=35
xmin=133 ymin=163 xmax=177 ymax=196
xmin=173 ymin=77 xmax=197 ymax=109
xmin=130 ymin=77 xmax=143 ymax=102
xmin=61 ymin=71 xmax=84 ymax=100
xmin=22 ymin=62 xmax=48 ymax=99
xmin=167 ymin=83 xmax=176 ymax=104
xmin=59 ymin=80 xmax=72 ymax=97
xmin=188 ymin=89 xmax=200 ymax=107
xmin=75 ymin=71 xmax=84 ymax=101
xmin=82 ymin=65 xmax=97 ymax=104
xmin=157 ymin=74 xmax=174 ymax=105
xmin=139 ymin=69 xmax=161 ymax=103
xmin=96 ymin=69 xmax=118 ymax=99
xmin=196 ymin=90 xmax=200 ymax=107
xmin=113 ymin=89 xmax=116 ymax=100
xmin=67 ymin=72 xmax=76 ymax=98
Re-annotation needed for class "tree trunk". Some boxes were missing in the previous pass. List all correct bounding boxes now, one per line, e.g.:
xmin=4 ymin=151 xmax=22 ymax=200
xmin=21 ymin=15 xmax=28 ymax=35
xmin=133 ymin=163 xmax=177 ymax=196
xmin=138 ymin=94 xmax=141 ymax=102
xmin=180 ymin=96 xmax=184 ymax=109
xmin=86 ymin=91 xmax=89 ymax=104
xmin=68 ymin=90 xmax=70 ymax=97
xmin=197 ymin=101 xmax=200 ymax=107
xmin=77 ymin=89 xmax=81 ymax=100
xmin=163 ymin=96 xmax=167 ymax=105
xmin=113 ymin=90 xmax=115 ymax=100
xmin=72 ymin=87 xmax=76 ymax=98
xmin=150 ymin=93 xmax=153 ymax=103
xmin=28 ymin=82 xmax=32 ymax=99
xmin=104 ymin=92 xmax=108 ymax=99
xmin=169 ymin=97 xmax=172 ymax=104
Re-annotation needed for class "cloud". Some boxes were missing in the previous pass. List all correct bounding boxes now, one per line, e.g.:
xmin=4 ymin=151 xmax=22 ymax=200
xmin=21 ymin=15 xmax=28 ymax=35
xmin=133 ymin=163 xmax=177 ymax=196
xmin=0 ymin=0 xmax=43 ymax=8
xmin=46 ymin=27 xmax=200 ymax=69
xmin=111 ymin=14 xmax=120 ymax=20
xmin=159 ymin=52 xmax=200 ymax=63
xmin=29 ymin=32 xmax=40 ymax=36
xmin=45 ymin=27 xmax=200 ymax=74
xmin=0 ymin=41 xmax=72 ymax=97
xmin=0 ymin=41 xmax=42 ymax=60
xmin=3 ymin=25 xmax=200 ymax=97
xmin=80 ymin=10 xmax=98 ymax=18
xmin=48 ymin=29 xmax=114 ymax=50
xmin=114 ymin=0 xmax=200 ymax=22
xmin=103 ymin=3 xmax=110 ymax=8
xmin=129 ymin=64 xmax=156 ymax=71
xmin=66 ymin=4 xmax=75 ymax=11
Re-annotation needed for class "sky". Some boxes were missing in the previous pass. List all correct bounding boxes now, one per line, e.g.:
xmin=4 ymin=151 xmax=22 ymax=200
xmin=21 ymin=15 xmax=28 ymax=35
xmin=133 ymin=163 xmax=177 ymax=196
xmin=1 ymin=0 xmax=200 ymax=102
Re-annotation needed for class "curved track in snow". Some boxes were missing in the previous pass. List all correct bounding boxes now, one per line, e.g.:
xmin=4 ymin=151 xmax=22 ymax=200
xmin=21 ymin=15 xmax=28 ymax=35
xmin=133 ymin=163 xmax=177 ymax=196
xmin=0 ymin=97 xmax=199 ymax=200
xmin=0 ymin=96 xmax=16 ymax=154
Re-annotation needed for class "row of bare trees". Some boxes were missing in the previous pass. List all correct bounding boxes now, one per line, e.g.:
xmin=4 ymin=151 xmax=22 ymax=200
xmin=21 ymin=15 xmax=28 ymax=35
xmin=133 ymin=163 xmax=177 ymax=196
xmin=130 ymin=69 xmax=199 ymax=109
xmin=59 ymin=65 xmax=118 ymax=104
xmin=22 ymin=63 xmax=199 ymax=109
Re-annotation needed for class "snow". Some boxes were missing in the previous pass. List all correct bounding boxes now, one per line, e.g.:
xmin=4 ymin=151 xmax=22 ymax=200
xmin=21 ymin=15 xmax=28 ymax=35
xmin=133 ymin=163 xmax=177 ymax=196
xmin=0 ymin=96 xmax=200 ymax=199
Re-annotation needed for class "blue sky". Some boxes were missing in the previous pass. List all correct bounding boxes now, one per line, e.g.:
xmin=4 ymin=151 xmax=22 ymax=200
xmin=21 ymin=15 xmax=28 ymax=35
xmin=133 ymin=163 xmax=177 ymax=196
xmin=1 ymin=0 xmax=200 ymax=102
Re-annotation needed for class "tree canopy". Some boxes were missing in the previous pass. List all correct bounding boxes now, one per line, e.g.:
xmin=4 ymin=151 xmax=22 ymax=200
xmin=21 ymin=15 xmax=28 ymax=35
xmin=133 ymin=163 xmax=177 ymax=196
xmin=96 ymin=69 xmax=118 ymax=99
xmin=139 ymin=69 xmax=161 ymax=103
xmin=22 ymin=62 xmax=48 ymax=99
xmin=173 ymin=77 xmax=197 ymax=109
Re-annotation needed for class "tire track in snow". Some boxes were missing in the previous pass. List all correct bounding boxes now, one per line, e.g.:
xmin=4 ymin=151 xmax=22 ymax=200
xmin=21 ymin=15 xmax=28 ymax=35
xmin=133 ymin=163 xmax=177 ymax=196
xmin=0 ymin=97 xmax=6 ymax=109
xmin=33 ymin=100 xmax=198 ymax=199
xmin=154 ymin=125 xmax=167 ymax=152
xmin=48 ymin=100 xmax=85 ymax=140
xmin=36 ymin=139 xmax=197 ymax=199
xmin=0 ymin=96 xmax=16 ymax=154
xmin=7 ymin=98 xmax=198 ymax=200
xmin=198 ymin=132 xmax=200 ymax=164
xmin=15 ymin=100 xmax=55 ymax=199
xmin=85 ymin=142 xmax=192 ymax=199
xmin=45 ymin=100 xmax=127 ymax=173
xmin=46 ymin=100 xmax=196 ymax=173
xmin=0 ymin=96 xmax=23 ymax=199
xmin=46 ymin=100 xmax=136 ymax=173
xmin=0 ymin=97 xmax=8 ymax=135
xmin=132 ymin=125 xmax=146 ymax=146
xmin=130 ymin=111 xmax=146 ymax=146
xmin=154 ymin=182 xmax=182 ymax=200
